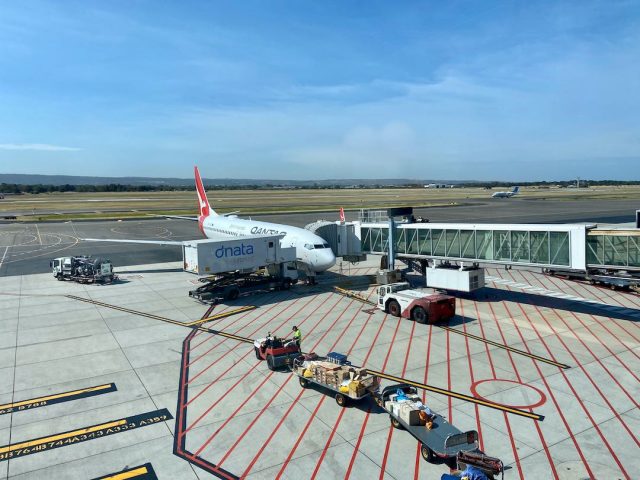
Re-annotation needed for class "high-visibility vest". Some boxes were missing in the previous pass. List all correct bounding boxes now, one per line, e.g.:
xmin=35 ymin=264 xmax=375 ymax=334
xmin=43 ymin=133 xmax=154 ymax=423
xmin=293 ymin=329 xmax=302 ymax=342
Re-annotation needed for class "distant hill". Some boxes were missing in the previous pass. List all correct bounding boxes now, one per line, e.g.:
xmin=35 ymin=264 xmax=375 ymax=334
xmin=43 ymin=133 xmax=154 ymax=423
xmin=0 ymin=173 xmax=471 ymax=187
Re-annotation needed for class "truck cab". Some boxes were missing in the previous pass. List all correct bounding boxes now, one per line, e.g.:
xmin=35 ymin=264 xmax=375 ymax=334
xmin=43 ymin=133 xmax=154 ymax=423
xmin=377 ymin=283 xmax=456 ymax=324
xmin=50 ymin=257 xmax=73 ymax=279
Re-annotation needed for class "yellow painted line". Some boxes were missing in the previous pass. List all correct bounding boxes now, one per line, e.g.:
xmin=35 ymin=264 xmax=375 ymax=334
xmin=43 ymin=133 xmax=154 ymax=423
xmin=0 ymin=420 xmax=125 ymax=454
xmin=334 ymin=286 xmax=377 ymax=306
xmin=368 ymin=369 xmax=544 ymax=421
xmin=102 ymin=466 xmax=148 ymax=480
xmin=0 ymin=383 xmax=113 ymax=410
xmin=66 ymin=294 xmax=254 ymax=343
xmin=185 ymin=305 xmax=257 ymax=326
xmin=439 ymin=326 xmax=571 ymax=369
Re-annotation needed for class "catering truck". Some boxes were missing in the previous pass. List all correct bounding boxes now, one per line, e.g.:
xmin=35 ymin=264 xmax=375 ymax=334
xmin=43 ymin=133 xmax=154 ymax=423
xmin=377 ymin=282 xmax=456 ymax=323
xmin=185 ymin=235 xmax=299 ymax=302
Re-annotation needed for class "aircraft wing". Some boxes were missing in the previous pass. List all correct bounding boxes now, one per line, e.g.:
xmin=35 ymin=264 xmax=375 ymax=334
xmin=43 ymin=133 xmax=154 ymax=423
xmin=162 ymin=215 xmax=198 ymax=221
xmin=82 ymin=238 xmax=185 ymax=246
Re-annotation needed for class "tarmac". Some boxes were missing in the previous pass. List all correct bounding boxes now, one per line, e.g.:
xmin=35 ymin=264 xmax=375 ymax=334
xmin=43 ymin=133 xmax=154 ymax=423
xmin=0 ymin=199 xmax=639 ymax=479
xmin=1 ymin=197 xmax=639 ymax=277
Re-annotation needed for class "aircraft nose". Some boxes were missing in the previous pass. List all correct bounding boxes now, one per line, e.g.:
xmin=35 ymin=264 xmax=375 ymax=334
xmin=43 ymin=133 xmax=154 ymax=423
xmin=315 ymin=251 xmax=336 ymax=272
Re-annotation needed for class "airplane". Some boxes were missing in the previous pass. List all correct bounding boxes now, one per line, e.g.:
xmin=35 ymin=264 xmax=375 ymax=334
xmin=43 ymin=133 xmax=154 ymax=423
xmin=491 ymin=186 xmax=519 ymax=198
xmin=83 ymin=167 xmax=337 ymax=273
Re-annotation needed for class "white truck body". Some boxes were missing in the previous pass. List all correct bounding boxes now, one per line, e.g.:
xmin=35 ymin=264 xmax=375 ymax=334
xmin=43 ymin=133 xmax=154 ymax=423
xmin=425 ymin=266 xmax=485 ymax=292
xmin=182 ymin=235 xmax=297 ymax=276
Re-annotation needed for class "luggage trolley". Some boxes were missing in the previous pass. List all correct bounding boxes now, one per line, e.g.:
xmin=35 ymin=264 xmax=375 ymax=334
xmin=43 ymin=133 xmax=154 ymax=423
xmin=376 ymin=384 xmax=503 ymax=478
xmin=292 ymin=353 xmax=380 ymax=407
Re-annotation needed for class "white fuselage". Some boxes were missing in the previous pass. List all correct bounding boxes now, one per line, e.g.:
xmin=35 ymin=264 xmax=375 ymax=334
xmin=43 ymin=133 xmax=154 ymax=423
xmin=202 ymin=215 xmax=336 ymax=273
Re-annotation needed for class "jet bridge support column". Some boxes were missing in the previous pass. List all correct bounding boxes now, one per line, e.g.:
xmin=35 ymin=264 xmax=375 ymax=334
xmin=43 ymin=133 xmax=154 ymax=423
xmin=377 ymin=207 xmax=414 ymax=285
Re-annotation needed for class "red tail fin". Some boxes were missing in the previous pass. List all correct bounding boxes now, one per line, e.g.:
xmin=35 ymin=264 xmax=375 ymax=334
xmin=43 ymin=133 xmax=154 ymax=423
xmin=195 ymin=166 xmax=215 ymax=233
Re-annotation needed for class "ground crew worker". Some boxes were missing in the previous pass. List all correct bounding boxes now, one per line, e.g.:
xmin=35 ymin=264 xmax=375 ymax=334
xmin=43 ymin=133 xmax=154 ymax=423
xmin=292 ymin=325 xmax=302 ymax=348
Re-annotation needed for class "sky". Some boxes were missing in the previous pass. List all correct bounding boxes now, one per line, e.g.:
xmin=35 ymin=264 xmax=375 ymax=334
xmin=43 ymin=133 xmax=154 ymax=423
xmin=0 ymin=1 xmax=638 ymax=181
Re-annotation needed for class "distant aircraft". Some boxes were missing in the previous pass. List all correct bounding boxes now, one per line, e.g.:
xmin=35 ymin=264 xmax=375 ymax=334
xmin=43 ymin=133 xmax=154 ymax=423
xmin=492 ymin=186 xmax=520 ymax=198
xmin=84 ymin=167 xmax=336 ymax=274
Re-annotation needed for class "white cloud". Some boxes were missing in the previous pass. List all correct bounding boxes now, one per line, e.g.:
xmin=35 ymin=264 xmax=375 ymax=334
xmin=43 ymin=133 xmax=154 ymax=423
xmin=0 ymin=143 xmax=81 ymax=151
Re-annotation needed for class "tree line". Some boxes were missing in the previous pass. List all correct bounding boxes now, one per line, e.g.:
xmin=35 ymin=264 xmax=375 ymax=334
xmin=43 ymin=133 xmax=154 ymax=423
xmin=1 ymin=180 xmax=639 ymax=194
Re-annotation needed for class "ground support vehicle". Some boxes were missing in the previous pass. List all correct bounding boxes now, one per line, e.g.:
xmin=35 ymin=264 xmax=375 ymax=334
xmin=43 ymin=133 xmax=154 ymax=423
xmin=189 ymin=264 xmax=297 ymax=302
xmin=377 ymin=282 xmax=456 ymax=324
xmin=544 ymin=268 xmax=640 ymax=292
xmin=50 ymin=256 xmax=116 ymax=284
xmin=376 ymin=384 xmax=503 ymax=478
xmin=292 ymin=354 xmax=381 ymax=407
xmin=253 ymin=334 xmax=301 ymax=370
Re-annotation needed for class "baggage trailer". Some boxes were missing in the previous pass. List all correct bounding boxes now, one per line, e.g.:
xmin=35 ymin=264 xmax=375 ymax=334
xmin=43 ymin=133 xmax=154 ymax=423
xmin=253 ymin=334 xmax=301 ymax=370
xmin=544 ymin=268 xmax=640 ymax=292
xmin=292 ymin=353 xmax=381 ymax=407
xmin=376 ymin=384 xmax=503 ymax=478
xmin=189 ymin=263 xmax=298 ymax=302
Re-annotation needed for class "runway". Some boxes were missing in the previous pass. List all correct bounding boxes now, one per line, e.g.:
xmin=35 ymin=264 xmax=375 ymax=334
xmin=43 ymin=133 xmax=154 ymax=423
xmin=0 ymin=197 xmax=637 ymax=277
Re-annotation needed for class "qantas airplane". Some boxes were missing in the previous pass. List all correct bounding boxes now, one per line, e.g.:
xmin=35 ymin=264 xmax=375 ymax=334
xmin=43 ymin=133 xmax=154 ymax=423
xmin=84 ymin=167 xmax=336 ymax=273
xmin=491 ymin=186 xmax=520 ymax=198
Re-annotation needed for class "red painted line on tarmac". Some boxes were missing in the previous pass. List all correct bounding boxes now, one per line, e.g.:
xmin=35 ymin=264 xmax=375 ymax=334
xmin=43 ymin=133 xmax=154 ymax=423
xmin=516 ymin=299 xmax=631 ymax=476
xmin=345 ymin=313 xmax=404 ymax=480
xmin=188 ymin=295 xmax=284 ymax=359
xmin=207 ymin=293 xmax=360 ymax=467
xmin=561 ymin=311 xmax=640 ymax=403
xmin=274 ymin=396 xmax=328 ymax=480
xmin=446 ymin=321 xmax=452 ymax=422
xmin=284 ymin=284 xmax=380 ymax=478
xmin=459 ymin=301 xmax=484 ymax=452
xmin=378 ymin=428 xmax=395 ymax=480
xmin=289 ymin=291 xmax=386 ymax=480
xmin=484 ymin=295 xmax=526 ymax=479
xmin=413 ymin=323 xmax=434 ymax=480
xmin=490 ymin=291 xmax=592 ymax=479
xmin=242 ymin=294 xmax=362 ymax=477
xmin=187 ymin=291 xmax=332 ymax=418
xmin=275 ymin=290 xmax=380 ymax=479
xmin=536 ymin=306 xmax=640 ymax=449
xmin=187 ymin=295 xmax=305 ymax=382
xmin=344 ymin=405 xmax=373 ymax=479
xmin=494 ymin=278 xmax=583 ymax=478
xmin=193 ymin=369 xmax=277 ymax=457
xmin=376 ymin=312 xmax=415 ymax=480
xmin=183 ymin=358 xmax=260 ymax=433
xmin=584 ymin=311 xmax=640 ymax=363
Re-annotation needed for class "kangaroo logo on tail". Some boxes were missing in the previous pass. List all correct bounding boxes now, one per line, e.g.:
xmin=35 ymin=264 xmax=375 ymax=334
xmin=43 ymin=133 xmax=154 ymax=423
xmin=194 ymin=166 xmax=216 ymax=233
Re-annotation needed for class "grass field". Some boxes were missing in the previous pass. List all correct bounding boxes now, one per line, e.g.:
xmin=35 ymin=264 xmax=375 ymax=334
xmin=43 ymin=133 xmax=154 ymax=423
xmin=2 ymin=185 xmax=640 ymax=221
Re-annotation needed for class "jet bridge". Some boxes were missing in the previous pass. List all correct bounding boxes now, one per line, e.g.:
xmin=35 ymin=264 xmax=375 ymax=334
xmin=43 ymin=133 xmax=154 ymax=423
xmin=360 ymin=222 xmax=589 ymax=270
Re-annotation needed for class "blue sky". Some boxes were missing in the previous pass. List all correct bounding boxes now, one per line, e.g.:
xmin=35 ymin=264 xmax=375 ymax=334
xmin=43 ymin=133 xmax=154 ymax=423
xmin=0 ymin=1 xmax=638 ymax=180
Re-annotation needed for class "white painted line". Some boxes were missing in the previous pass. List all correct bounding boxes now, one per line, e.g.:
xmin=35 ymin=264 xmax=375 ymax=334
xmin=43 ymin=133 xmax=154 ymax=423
xmin=35 ymin=224 xmax=43 ymax=245
xmin=0 ymin=246 xmax=8 ymax=271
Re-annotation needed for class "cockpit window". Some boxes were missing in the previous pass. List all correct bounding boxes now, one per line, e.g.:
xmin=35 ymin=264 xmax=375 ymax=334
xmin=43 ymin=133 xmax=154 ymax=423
xmin=323 ymin=243 xmax=330 ymax=248
xmin=313 ymin=244 xmax=324 ymax=249
xmin=304 ymin=243 xmax=314 ymax=250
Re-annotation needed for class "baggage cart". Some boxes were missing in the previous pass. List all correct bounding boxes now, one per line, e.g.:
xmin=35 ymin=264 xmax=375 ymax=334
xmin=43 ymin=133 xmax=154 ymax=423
xmin=292 ymin=356 xmax=380 ymax=407
xmin=376 ymin=384 xmax=503 ymax=478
